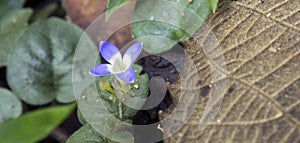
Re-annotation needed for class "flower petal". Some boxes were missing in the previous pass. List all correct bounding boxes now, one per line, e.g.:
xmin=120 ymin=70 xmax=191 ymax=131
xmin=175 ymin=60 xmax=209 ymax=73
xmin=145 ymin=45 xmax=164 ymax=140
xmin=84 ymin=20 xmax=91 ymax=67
xmin=89 ymin=64 xmax=112 ymax=76
xmin=117 ymin=67 xmax=136 ymax=83
xmin=123 ymin=42 xmax=142 ymax=68
xmin=100 ymin=41 xmax=122 ymax=64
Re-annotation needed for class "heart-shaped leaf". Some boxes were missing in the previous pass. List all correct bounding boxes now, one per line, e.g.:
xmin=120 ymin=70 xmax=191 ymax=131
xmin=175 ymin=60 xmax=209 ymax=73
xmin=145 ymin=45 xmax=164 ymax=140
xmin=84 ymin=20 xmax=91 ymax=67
xmin=0 ymin=9 xmax=32 ymax=67
xmin=131 ymin=0 xmax=211 ymax=53
xmin=7 ymin=18 xmax=96 ymax=105
xmin=0 ymin=103 xmax=75 ymax=143
xmin=0 ymin=87 xmax=22 ymax=123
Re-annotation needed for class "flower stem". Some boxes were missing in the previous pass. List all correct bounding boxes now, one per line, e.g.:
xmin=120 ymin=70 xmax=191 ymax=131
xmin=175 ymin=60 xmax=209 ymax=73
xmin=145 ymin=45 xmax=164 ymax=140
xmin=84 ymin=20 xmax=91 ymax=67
xmin=112 ymin=76 xmax=131 ymax=120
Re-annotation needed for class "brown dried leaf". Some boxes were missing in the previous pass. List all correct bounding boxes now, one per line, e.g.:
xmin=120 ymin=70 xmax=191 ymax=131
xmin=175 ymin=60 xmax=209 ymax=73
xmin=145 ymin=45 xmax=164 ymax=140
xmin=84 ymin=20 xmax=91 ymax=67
xmin=63 ymin=0 xmax=107 ymax=29
xmin=162 ymin=0 xmax=300 ymax=142
xmin=63 ymin=0 xmax=132 ymax=47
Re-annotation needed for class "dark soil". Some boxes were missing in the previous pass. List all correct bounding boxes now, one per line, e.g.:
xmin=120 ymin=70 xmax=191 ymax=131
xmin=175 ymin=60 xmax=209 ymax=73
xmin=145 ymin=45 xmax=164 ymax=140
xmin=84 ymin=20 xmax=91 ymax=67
xmin=131 ymin=56 xmax=179 ymax=143
xmin=0 ymin=67 xmax=9 ymax=89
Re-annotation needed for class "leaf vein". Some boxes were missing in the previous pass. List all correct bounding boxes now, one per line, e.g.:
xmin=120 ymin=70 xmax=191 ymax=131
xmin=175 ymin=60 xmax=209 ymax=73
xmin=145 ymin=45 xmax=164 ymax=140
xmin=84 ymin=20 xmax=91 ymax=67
xmin=234 ymin=1 xmax=300 ymax=32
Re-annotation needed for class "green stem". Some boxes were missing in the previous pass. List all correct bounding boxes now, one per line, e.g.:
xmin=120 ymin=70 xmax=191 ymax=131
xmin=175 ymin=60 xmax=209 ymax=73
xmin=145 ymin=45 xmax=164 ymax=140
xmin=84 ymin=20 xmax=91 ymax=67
xmin=118 ymin=102 xmax=126 ymax=121
xmin=114 ymin=76 xmax=131 ymax=121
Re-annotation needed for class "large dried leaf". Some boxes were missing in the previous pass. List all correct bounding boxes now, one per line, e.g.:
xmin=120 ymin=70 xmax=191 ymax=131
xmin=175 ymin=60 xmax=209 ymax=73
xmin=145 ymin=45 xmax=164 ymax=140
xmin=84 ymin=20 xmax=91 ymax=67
xmin=162 ymin=0 xmax=300 ymax=142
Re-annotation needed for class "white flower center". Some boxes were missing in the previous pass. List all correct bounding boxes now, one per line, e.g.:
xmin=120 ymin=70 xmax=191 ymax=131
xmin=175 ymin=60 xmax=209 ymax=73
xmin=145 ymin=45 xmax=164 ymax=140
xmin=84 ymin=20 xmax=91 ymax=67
xmin=109 ymin=57 xmax=127 ymax=73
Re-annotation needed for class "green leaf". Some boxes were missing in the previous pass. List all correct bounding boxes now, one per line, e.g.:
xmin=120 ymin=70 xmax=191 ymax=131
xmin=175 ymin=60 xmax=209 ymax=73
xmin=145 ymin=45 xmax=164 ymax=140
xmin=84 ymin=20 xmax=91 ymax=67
xmin=100 ymin=81 xmax=115 ymax=95
xmin=208 ymin=0 xmax=219 ymax=13
xmin=131 ymin=0 xmax=211 ymax=53
xmin=96 ymin=65 xmax=149 ymax=118
xmin=30 ymin=2 xmax=58 ymax=21
xmin=75 ymin=83 xmax=134 ymax=143
xmin=0 ymin=0 xmax=26 ymax=16
xmin=0 ymin=9 xmax=32 ymax=67
xmin=123 ymin=65 xmax=149 ymax=117
xmin=106 ymin=0 xmax=131 ymax=20
xmin=109 ymin=130 xmax=134 ymax=143
xmin=0 ymin=103 xmax=75 ymax=143
xmin=67 ymin=127 xmax=106 ymax=143
xmin=0 ymin=87 xmax=22 ymax=123
xmin=77 ymin=109 xmax=88 ymax=125
xmin=7 ymin=18 xmax=96 ymax=105
xmin=111 ymin=131 xmax=134 ymax=143
xmin=104 ymin=117 xmax=134 ymax=143
xmin=67 ymin=126 xmax=134 ymax=143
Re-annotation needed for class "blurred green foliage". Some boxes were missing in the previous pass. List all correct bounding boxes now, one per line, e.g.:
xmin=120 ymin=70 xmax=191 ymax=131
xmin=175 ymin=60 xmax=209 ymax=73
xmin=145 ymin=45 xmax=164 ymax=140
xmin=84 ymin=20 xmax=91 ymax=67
xmin=0 ymin=103 xmax=75 ymax=143
xmin=0 ymin=0 xmax=25 ymax=15
xmin=0 ymin=9 xmax=31 ymax=67
xmin=7 ymin=18 xmax=94 ymax=105
xmin=0 ymin=87 xmax=22 ymax=123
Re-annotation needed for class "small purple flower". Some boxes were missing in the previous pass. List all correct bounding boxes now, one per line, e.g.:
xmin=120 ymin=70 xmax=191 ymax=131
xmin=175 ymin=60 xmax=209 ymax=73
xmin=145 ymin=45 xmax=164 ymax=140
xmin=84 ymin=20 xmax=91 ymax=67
xmin=89 ymin=41 xmax=143 ymax=83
